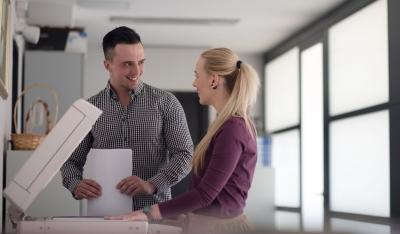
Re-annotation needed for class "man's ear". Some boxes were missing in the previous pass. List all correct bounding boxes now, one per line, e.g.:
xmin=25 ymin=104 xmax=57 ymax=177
xmin=103 ymin=59 xmax=111 ymax=71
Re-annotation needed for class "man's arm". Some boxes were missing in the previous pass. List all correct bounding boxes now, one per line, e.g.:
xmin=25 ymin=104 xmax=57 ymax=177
xmin=148 ymin=93 xmax=194 ymax=194
xmin=60 ymin=132 xmax=93 ymax=197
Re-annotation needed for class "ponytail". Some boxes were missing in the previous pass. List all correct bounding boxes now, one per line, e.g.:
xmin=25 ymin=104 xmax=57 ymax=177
xmin=192 ymin=48 xmax=260 ymax=174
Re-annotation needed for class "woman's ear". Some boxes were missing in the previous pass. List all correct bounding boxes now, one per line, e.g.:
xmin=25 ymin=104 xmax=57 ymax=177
xmin=210 ymin=74 xmax=220 ymax=89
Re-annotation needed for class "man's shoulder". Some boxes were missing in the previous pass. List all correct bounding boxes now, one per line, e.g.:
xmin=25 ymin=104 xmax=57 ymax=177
xmin=86 ymin=88 xmax=108 ymax=107
xmin=142 ymin=83 xmax=182 ymax=112
xmin=143 ymin=83 xmax=175 ymax=100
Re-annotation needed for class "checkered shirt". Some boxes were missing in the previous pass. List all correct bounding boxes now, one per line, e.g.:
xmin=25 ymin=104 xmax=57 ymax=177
xmin=60 ymin=81 xmax=193 ymax=210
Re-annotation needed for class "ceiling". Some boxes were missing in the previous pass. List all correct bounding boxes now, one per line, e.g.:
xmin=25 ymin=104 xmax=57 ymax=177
xmin=20 ymin=0 xmax=346 ymax=53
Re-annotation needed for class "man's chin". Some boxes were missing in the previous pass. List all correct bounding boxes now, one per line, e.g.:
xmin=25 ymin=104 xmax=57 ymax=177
xmin=127 ymin=80 xmax=139 ymax=89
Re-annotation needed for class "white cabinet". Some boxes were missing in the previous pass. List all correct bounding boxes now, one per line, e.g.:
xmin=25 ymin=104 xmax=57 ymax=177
xmin=23 ymin=51 xmax=84 ymax=124
xmin=4 ymin=150 xmax=79 ymax=232
xmin=244 ymin=167 xmax=275 ymax=230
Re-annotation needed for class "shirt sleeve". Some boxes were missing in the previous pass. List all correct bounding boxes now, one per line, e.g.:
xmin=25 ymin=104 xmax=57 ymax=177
xmin=158 ymin=120 xmax=244 ymax=218
xmin=148 ymin=93 xmax=194 ymax=194
xmin=60 ymin=132 xmax=93 ymax=197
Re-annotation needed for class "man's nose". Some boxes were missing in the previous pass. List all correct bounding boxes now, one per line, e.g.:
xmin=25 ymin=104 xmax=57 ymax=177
xmin=130 ymin=63 xmax=140 ymax=74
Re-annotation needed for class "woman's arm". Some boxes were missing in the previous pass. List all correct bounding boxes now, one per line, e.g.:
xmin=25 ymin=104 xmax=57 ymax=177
xmin=158 ymin=120 xmax=246 ymax=218
xmin=108 ymin=119 xmax=247 ymax=221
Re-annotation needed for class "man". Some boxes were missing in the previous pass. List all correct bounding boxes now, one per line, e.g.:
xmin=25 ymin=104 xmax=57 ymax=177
xmin=61 ymin=26 xmax=193 ymax=210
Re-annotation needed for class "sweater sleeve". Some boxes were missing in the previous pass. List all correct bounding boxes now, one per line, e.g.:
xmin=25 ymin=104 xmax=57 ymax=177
xmin=158 ymin=120 xmax=245 ymax=218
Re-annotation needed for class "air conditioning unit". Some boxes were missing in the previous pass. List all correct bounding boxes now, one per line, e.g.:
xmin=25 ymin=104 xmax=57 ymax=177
xmin=26 ymin=27 xmax=87 ymax=53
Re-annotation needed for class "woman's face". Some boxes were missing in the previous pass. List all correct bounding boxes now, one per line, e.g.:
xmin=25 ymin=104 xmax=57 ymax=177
xmin=193 ymin=57 xmax=213 ymax=105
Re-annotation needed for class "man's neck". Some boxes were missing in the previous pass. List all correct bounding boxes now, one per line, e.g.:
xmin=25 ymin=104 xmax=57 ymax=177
xmin=109 ymin=82 xmax=133 ymax=107
xmin=119 ymin=95 xmax=131 ymax=107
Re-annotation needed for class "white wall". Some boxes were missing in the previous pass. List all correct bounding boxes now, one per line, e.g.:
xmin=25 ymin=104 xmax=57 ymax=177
xmin=83 ymin=45 xmax=264 ymax=128
xmin=0 ymin=59 xmax=12 ymax=234
xmin=0 ymin=97 xmax=11 ymax=230
xmin=83 ymin=44 xmax=108 ymax=98
xmin=143 ymin=47 xmax=205 ymax=92
xmin=0 ymin=1 xmax=15 ymax=228
xmin=83 ymin=45 xmax=205 ymax=98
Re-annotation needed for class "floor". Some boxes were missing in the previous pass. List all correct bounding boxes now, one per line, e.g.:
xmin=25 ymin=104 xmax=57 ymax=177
xmin=262 ymin=210 xmax=400 ymax=234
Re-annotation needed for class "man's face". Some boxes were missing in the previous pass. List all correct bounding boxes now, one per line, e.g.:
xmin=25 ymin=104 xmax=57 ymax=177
xmin=104 ymin=43 xmax=145 ymax=91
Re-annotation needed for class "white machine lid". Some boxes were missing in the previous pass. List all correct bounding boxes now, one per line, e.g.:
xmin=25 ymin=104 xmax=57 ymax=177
xmin=4 ymin=99 xmax=102 ymax=212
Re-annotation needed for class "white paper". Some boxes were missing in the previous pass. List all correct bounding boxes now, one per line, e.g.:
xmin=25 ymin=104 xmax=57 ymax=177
xmin=84 ymin=149 xmax=132 ymax=216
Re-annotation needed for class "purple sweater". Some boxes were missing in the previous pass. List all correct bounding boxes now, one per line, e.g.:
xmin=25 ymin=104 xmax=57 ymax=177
xmin=158 ymin=116 xmax=257 ymax=218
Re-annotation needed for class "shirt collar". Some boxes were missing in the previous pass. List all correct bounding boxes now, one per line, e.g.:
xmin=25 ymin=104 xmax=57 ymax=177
xmin=106 ymin=80 xmax=145 ymax=100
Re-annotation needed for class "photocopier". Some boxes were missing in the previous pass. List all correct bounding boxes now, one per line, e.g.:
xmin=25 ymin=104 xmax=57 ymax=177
xmin=3 ymin=99 xmax=182 ymax=234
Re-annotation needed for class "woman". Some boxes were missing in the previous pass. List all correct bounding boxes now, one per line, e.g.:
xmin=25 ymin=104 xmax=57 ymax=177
xmin=109 ymin=48 xmax=260 ymax=234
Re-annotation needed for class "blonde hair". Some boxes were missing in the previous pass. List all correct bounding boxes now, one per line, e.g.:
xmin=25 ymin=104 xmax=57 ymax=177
xmin=192 ymin=48 xmax=260 ymax=174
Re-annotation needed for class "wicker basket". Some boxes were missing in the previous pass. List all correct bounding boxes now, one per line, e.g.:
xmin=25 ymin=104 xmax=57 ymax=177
xmin=11 ymin=83 xmax=59 ymax=150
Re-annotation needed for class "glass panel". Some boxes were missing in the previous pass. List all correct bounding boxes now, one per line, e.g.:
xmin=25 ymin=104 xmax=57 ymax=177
xmin=300 ymin=43 xmax=324 ymax=232
xmin=330 ymin=218 xmax=390 ymax=234
xmin=330 ymin=110 xmax=390 ymax=217
xmin=271 ymin=129 xmax=300 ymax=208
xmin=275 ymin=211 xmax=301 ymax=232
xmin=328 ymin=0 xmax=388 ymax=115
xmin=265 ymin=47 xmax=300 ymax=132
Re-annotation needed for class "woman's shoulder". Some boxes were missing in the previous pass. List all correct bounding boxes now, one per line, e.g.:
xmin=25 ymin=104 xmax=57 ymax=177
xmin=213 ymin=116 xmax=256 ymax=151
xmin=223 ymin=116 xmax=246 ymax=127
xmin=218 ymin=116 xmax=250 ymax=136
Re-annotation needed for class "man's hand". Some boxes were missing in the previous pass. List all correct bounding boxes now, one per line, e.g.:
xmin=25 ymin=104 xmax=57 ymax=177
xmin=116 ymin=176 xmax=156 ymax=196
xmin=73 ymin=179 xmax=102 ymax=199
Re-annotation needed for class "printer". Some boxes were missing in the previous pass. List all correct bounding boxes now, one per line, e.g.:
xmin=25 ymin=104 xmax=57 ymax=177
xmin=3 ymin=99 xmax=181 ymax=234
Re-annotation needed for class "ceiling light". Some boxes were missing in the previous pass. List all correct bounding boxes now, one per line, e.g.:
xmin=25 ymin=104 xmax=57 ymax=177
xmin=109 ymin=17 xmax=240 ymax=26
xmin=77 ymin=0 xmax=130 ymax=10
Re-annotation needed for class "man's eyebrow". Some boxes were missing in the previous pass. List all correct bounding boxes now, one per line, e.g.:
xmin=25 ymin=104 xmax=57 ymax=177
xmin=122 ymin=59 xmax=146 ymax=63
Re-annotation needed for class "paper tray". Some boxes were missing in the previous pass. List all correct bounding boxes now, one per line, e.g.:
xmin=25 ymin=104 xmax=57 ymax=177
xmin=17 ymin=217 xmax=182 ymax=234
xmin=17 ymin=218 xmax=147 ymax=234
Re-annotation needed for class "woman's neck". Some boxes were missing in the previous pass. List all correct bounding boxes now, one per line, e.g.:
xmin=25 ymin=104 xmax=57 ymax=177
xmin=212 ymin=92 xmax=230 ymax=114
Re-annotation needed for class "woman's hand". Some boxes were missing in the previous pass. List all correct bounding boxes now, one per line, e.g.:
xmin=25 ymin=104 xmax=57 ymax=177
xmin=106 ymin=210 xmax=147 ymax=221
xmin=106 ymin=205 xmax=162 ymax=221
